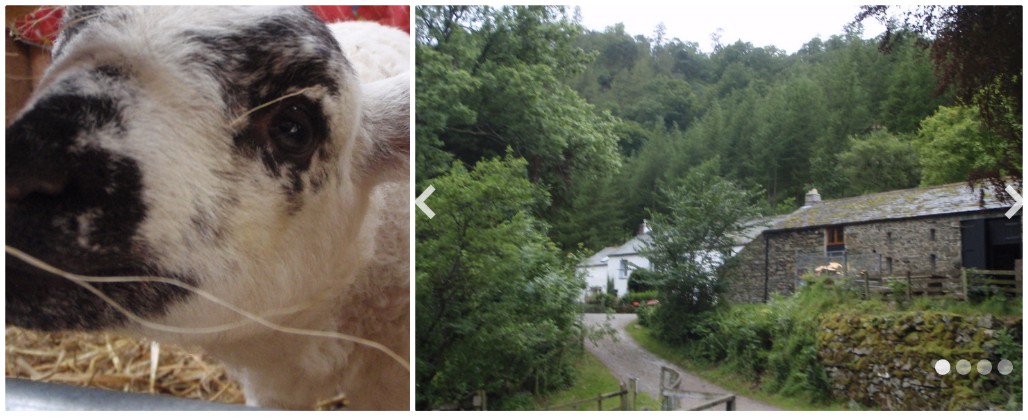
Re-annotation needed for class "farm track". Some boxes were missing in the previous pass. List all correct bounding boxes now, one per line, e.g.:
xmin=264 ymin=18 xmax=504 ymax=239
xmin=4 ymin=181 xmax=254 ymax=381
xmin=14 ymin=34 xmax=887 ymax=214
xmin=583 ymin=313 xmax=779 ymax=411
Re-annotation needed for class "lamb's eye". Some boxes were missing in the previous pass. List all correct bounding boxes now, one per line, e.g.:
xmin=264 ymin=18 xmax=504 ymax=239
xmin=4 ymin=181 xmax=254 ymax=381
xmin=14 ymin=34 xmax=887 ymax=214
xmin=268 ymin=104 xmax=314 ymax=155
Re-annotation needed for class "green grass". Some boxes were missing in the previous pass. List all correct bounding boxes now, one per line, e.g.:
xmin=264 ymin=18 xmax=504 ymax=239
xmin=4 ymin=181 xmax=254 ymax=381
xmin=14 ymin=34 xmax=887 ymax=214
xmin=534 ymin=350 xmax=661 ymax=411
xmin=624 ymin=320 xmax=849 ymax=411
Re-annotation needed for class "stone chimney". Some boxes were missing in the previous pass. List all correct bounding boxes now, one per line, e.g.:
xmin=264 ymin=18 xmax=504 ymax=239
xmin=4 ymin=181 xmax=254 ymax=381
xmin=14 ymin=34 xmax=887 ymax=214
xmin=804 ymin=188 xmax=822 ymax=206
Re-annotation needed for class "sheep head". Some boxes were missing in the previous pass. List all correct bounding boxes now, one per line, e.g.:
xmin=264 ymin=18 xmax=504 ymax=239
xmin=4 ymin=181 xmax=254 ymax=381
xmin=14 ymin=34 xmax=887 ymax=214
xmin=5 ymin=6 xmax=409 ymax=338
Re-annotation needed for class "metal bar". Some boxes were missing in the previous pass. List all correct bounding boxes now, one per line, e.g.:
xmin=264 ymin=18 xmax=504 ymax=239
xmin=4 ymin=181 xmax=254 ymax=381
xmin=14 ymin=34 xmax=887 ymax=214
xmin=5 ymin=378 xmax=263 ymax=411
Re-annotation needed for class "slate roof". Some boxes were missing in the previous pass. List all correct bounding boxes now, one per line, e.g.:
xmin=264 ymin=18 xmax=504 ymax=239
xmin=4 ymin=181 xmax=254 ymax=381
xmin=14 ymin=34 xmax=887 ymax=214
xmin=580 ymin=246 xmax=618 ymax=267
xmin=769 ymin=182 xmax=1013 ymax=231
xmin=609 ymin=234 xmax=650 ymax=257
xmin=730 ymin=215 xmax=791 ymax=244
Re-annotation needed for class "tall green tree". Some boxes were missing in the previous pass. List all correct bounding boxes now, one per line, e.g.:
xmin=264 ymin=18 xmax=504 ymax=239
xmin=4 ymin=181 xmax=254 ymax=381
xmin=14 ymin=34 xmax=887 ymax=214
xmin=415 ymin=156 xmax=584 ymax=409
xmin=415 ymin=6 xmax=621 ymax=215
xmin=857 ymin=5 xmax=1022 ymax=199
xmin=915 ymin=106 xmax=1011 ymax=186
xmin=641 ymin=161 xmax=764 ymax=344
xmin=837 ymin=129 xmax=921 ymax=195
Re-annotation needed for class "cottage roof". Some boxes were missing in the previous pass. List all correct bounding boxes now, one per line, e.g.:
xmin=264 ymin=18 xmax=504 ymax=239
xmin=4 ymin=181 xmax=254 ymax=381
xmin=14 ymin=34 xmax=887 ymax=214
xmin=579 ymin=246 xmax=618 ymax=267
xmin=770 ymin=182 xmax=1012 ymax=231
xmin=609 ymin=234 xmax=650 ymax=257
xmin=730 ymin=215 xmax=791 ymax=245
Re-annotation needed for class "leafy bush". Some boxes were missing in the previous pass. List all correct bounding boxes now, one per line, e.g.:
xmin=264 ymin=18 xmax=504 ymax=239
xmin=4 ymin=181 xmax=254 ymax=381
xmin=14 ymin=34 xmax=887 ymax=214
xmin=620 ymin=290 xmax=659 ymax=306
xmin=670 ymin=276 xmax=861 ymax=403
xmin=627 ymin=268 xmax=657 ymax=292
xmin=636 ymin=304 xmax=657 ymax=327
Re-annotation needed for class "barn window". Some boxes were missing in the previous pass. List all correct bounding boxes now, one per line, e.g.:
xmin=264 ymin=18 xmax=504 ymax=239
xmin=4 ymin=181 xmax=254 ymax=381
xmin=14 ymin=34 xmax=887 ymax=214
xmin=930 ymin=228 xmax=936 ymax=241
xmin=826 ymin=226 xmax=845 ymax=253
xmin=886 ymin=257 xmax=893 ymax=275
xmin=930 ymin=254 xmax=937 ymax=273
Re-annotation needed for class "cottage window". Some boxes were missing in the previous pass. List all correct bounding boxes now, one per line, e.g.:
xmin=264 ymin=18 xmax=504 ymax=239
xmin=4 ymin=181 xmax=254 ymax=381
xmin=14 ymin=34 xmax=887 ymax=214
xmin=886 ymin=232 xmax=892 ymax=244
xmin=826 ymin=226 xmax=845 ymax=253
xmin=930 ymin=254 xmax=937 ymax=273
xmin=886 ymin=257 xmax=893 ymax=275
xmin=619 ymin=260 xmax=630 ymax=278
xmin=930 ymin=228 xmax=936 ymax=241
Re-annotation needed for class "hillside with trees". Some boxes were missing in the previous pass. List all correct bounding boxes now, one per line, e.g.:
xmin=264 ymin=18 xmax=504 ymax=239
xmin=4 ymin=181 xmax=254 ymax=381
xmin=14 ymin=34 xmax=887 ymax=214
xmin=414 ymin=5 xmax=1022 ymax=409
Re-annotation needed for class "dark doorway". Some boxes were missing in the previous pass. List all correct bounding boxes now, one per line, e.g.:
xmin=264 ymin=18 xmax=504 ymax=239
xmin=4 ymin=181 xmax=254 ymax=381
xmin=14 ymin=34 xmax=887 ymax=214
xmin=961 ymin=216 xmax=1022 ymax=270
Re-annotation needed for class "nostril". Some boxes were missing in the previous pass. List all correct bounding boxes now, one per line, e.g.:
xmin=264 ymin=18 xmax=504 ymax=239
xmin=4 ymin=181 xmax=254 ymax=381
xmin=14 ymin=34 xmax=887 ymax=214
xmin=6 ymin=176 xmax=69 ymax=202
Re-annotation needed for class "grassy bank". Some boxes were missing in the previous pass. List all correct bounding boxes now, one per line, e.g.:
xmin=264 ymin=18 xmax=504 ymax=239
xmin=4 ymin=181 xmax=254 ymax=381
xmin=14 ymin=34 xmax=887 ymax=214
xmin=534 ymin=350 xmax=661 ymax=411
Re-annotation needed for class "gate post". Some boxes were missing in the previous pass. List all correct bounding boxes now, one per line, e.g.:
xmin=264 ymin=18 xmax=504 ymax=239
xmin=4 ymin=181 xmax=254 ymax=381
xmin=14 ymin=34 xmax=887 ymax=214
xmin=906 ymin=271 xmax=912 ymax=300
xmin=628 ymin=378 xmax=637 ymax=411
xmin=619 ymin=382 xmax=627 ymax=411
xmin=961 ymin=268 xmax=969 ymax=301
xmin=863 ymin=272 xmax=870 ymax=299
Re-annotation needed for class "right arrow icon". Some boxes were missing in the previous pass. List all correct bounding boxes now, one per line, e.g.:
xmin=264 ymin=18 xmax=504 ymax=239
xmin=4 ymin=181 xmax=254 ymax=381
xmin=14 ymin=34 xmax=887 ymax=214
xmin=1005 ymin=185 xmax=1022 ymax=219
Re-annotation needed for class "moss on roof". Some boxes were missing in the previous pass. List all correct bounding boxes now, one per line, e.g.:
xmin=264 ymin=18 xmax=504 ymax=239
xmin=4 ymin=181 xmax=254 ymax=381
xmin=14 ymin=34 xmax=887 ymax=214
xmin=772 ymin=182 xmax=1012 ymax=231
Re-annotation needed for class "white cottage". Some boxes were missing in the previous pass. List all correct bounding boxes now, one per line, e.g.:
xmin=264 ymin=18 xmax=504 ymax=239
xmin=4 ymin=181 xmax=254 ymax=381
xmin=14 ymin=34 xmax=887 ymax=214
xmin=578 ymin=217 xmax=785 ymax=300
xmin=579 ymin=221 xmax=652 ymax=299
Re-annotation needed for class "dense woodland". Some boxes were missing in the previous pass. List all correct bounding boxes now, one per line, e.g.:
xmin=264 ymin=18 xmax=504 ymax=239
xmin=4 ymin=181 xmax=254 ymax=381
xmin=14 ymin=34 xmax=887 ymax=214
xmin=417 ymin=6 xmax=1021 ymax=252
xmin=414 ymin=6 xmax=1022 ymax=409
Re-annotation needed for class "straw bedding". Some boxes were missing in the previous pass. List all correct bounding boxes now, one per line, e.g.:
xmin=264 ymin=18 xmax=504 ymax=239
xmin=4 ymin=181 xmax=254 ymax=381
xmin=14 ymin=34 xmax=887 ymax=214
xmin=5 ymin=326 xmax=246 ymax=405
xmin=5 ymin=326 xmax=350 ymax=409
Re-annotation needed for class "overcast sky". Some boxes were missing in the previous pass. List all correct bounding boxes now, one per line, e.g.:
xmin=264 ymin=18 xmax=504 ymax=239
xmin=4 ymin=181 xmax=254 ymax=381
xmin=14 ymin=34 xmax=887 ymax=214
xmin=576 ymin=4 xmax=890 ymax=54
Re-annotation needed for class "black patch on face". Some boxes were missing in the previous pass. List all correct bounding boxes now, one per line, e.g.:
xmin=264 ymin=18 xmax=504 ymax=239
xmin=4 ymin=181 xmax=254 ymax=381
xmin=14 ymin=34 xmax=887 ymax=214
xmin=184 ymin=8 xmax=347 ymax=210
xmin=6 ymin=92 xmax=192 ymax=331
xmin=231 ymin=96 xmax=333 ymax=213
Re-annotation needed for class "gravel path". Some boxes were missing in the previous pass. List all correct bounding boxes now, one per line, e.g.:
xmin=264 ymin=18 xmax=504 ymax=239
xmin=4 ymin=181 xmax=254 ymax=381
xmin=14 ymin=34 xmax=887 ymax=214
xmin=583 ymin=313 xmax=779 ymax=411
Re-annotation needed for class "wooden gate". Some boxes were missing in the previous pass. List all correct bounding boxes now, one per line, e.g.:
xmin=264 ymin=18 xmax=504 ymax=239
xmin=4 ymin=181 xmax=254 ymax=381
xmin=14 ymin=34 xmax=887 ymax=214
xmin=659 ymin=366 xmax=735 ymax=411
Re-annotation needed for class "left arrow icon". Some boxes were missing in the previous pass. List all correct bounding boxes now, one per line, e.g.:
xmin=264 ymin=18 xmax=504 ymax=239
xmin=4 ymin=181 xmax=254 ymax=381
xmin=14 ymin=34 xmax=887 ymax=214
xmin=1006 ymin=185 xmax=1022 ymax=219
xmin=416 ymin=185 xmax=436 ymax=219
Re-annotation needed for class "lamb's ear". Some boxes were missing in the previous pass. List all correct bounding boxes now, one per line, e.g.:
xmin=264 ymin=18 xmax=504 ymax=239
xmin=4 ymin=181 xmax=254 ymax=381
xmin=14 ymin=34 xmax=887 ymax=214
xmin=356 ymin=72 xmax=410 ymax=186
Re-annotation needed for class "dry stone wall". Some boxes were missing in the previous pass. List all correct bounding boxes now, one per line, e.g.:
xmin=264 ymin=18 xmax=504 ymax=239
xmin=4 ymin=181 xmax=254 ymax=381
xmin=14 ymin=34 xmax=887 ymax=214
xmin=818 ymin=312 xmax=1021 ymax=410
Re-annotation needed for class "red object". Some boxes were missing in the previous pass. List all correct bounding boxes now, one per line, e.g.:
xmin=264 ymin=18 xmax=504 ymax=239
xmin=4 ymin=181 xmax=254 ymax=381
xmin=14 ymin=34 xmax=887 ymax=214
xmin=10 ymin=5 xmax=409 ymax=48
xmin=309 ymin=5 xmax=410 ymax=33
xmin=11 ymin=6 xmax=63 ymax=47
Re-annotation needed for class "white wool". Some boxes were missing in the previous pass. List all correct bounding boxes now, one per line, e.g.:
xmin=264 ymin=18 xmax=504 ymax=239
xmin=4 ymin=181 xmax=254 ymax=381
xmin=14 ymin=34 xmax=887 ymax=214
xmin=22 ymin=7 xmax=410 ymax=410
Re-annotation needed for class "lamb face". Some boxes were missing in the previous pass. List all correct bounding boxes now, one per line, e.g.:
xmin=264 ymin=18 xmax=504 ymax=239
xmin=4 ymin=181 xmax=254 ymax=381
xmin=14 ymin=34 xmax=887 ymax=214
xmin=5 ymin=6 xmax=406 ymax=338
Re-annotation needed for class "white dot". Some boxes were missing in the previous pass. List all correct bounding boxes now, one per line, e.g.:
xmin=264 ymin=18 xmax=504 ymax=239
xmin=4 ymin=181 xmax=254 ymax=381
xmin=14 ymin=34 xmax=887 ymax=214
xmin=956 ymin=359 xmax=972 ymax=375
xmin=998 ymin=359 xmax=1014 ymax=375
xmin=977 ymin=360 xmax=992 ymax=375
xmin=935 ymin=359 xmax=951 ymax=375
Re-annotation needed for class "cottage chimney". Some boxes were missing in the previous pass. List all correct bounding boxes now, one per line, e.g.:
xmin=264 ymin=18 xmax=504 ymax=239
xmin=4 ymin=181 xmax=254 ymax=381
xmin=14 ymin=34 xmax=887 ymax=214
xmin=638 ymin=219 xmax=650 ymax=235
xmin=804 ymin=188 xmax=822 ymax=206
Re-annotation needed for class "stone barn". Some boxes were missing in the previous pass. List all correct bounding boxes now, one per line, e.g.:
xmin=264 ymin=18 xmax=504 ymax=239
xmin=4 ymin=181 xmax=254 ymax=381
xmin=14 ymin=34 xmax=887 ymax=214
xmin=727 ymin=182 xmax=1022 ymax=303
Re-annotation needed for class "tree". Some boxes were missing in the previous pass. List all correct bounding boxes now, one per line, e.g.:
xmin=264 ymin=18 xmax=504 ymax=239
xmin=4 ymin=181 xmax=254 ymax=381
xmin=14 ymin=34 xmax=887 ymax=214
xmin=915 ymin=106 xmax=1010 ymax=186
xmin=415 ymin=6 xmax=621 ymax=214
xmin=415 ymin=156 xmax=584 ymax=409
xmin=837 ymin=128 xmax=921 ymax=195
xmin=641 ymin=161 xmax=763 ymax=344
xmin=856 ymin=6 xmax=1022 ymax=200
